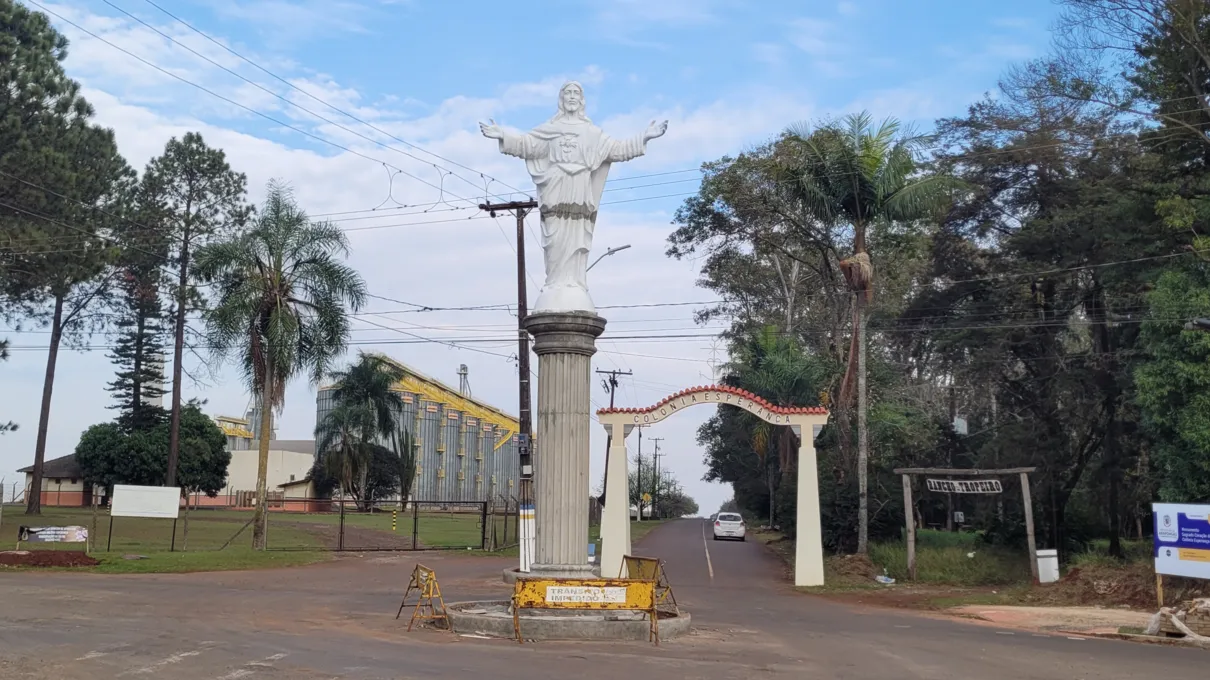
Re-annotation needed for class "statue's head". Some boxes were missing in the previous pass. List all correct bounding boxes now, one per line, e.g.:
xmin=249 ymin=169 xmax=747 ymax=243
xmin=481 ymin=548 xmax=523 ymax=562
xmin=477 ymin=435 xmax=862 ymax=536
xmin=558 ymin=82 xmax=586 ymax=119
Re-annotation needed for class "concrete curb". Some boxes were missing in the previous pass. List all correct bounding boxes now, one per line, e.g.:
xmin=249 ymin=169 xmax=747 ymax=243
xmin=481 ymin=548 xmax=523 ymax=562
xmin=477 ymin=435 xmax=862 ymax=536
xmin=502 ymin=567 xmax=601 ymax=584
xmin=1078 ymin=631 xmax=1210 ymax=649
xmin=447 ymin=600 xmax=692 ymax=642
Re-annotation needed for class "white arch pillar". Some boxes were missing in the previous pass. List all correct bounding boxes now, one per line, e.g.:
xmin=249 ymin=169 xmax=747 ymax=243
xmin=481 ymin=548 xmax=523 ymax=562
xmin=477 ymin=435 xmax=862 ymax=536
xmin=597 ymin=386 xmax=829 ymax=586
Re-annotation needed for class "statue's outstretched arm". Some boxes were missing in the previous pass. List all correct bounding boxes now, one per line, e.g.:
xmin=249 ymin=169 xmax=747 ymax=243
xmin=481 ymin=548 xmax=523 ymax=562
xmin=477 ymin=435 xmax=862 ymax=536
xmin=499 ymin=131 xmax=549 ymax=161
xmin=606 ymin=120 xmax=667 ymax=163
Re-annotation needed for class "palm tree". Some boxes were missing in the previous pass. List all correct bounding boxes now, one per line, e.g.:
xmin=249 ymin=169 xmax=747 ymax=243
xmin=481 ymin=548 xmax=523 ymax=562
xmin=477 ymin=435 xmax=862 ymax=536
xmin=315 ymin=402 xmax=374 ymax=506
xmin=725 ymin=326 xmax=825 ymax=523
xmin=781 ymin=112 xmax=956 ymax=553
xmin=197 ymin=180 xmax=366 ymax=549
xmin=320 ymin=352 xmax=410 ymax=506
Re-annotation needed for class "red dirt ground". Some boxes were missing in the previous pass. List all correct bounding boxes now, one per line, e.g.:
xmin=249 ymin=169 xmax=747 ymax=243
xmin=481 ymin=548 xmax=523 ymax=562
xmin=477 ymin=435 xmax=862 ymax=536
xmin=0 ymin=550 xmax=100 ymax=568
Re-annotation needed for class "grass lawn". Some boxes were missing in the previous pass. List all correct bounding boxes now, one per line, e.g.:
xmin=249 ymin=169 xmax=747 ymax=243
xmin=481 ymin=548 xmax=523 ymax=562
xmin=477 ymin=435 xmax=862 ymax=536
xmin=89 ymin=548 xmax=328 ymax=574
xmin=0 ymin=503 xmax=493 ymax=572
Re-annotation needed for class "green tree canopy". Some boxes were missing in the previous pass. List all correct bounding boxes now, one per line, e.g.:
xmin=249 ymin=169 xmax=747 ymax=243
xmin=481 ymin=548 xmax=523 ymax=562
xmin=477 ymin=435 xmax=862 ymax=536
xmin=198 ymin=180 xmax=365 ymax=548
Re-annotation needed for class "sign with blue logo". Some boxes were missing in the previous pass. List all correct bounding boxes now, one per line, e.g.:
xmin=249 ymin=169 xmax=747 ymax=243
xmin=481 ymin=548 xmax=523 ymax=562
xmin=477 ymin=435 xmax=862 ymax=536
xmin=1153 ymin=503 xmax=1210 ymax=580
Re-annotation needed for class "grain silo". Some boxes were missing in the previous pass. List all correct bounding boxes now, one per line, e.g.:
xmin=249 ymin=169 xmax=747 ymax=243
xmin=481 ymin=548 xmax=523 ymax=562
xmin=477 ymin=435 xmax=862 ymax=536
xmin=316 ymin=357 xmax=520 ymax=505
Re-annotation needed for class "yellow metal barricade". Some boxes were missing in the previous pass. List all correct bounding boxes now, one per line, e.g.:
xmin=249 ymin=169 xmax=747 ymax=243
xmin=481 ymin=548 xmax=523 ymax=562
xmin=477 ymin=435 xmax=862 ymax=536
xmin=511 ymin=578 xmax=660 ymax=644
xmin=622 ymin=554 xmax=678 ymax=614
xmin=395 ymin=564 xmax=449 ymax=632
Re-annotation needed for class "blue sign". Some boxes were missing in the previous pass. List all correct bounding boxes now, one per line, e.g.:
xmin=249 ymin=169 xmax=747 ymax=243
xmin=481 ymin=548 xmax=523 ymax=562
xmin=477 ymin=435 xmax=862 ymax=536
xmin=1153 ymin=503 xmax=1210 ymax=580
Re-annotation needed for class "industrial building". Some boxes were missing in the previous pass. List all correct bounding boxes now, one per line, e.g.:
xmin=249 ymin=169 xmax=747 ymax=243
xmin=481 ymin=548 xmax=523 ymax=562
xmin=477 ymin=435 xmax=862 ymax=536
xmin=316 ymin=357 xmax=521 ymax=504
xmin=17 ymin=359 xmax=519 ymax=509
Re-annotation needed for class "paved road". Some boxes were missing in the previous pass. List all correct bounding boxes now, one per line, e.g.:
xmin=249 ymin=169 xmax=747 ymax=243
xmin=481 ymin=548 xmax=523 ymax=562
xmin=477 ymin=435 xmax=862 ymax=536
xmin=0 ymin=519 xmax=1204 ymax=678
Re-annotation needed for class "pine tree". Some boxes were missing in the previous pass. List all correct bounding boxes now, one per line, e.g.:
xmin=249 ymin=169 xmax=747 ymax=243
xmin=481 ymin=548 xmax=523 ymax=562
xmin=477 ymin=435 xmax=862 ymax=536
xmin=106 ymin=266 xmax=167 ymax=431
xmin=107 ymin=175 xmax=171 ymax=432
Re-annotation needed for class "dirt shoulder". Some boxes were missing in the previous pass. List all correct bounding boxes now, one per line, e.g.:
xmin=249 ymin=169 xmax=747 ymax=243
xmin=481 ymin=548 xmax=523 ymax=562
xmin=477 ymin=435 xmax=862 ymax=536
xmin=752 ymin=528 xmax=1198 ymax=637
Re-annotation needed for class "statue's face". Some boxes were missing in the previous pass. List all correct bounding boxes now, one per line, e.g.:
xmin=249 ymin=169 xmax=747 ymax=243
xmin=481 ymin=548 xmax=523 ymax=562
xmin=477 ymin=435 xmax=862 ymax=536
xmin=561 ymin=86 xmax=583 ymax=114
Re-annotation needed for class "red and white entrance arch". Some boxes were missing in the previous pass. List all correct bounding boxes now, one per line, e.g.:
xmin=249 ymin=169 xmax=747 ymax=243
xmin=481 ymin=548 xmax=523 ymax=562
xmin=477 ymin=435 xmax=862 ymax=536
xmin=597 ymin=385 xmax=830 ymax=586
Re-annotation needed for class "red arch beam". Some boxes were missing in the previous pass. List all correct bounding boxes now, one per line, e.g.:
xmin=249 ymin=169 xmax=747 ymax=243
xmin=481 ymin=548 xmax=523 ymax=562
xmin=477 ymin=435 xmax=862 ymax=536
xmin=597 ymin=385 xmax=828 ymax=426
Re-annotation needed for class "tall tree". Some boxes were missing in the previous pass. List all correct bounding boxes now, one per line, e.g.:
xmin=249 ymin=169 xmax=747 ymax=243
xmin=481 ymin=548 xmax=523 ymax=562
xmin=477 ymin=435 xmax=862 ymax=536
xmin=197 ymin=180 xmax=365 ymax=549
xmin=779 ymin=113 xmax=955 ymax=553
xmin=0 ymin=1 xmax=135 ymax=514
xmin=325 ymin=352 xmax=407 ymax=498
xmin=315 ymin=402 xmax=374 ymax=505
xmin=106 ymin=179 xmax=170 ymax=431
xmin=144 ymin=133 xmax=250 ymax=487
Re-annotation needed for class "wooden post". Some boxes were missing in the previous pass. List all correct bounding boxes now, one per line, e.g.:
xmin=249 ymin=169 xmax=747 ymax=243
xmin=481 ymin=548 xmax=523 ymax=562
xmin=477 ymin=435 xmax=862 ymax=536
xmin=902 ymin=474 xmax=916 ymax=580
xmin=1021 ymin=472 xmax=1039 ymax=583
xmin=1156 ymin=573 xmax=1164 ymax=609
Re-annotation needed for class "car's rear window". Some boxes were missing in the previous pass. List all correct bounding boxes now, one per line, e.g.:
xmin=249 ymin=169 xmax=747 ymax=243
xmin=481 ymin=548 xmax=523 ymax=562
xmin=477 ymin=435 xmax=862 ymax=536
xmin=717 ymin=513 xmax=743 ymax=522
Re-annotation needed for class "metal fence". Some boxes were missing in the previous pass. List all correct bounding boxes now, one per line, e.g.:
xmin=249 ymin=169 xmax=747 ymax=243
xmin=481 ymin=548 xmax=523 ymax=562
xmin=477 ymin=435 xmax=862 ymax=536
xmin=264 ymin=497 xmax=518 ymax=552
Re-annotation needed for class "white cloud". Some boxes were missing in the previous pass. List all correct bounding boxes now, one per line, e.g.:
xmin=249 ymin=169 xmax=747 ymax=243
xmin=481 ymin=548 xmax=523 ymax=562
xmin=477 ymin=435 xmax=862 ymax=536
xmin=837 ymin=1 xmax=859 ymax=17
xmin=991 ymin=17 xmax=1033 ymax=30
xmin=591 ymin=0 xmax=725 ymax=28
xmin=206 ymin=0 xmax=402 ymax=42
xmin=786 ymin=17 xmax=850 ymax=78
xmin=788 ymin=17 xmax=838 ymax=57
xmin=752 ymin=43 xmax=786 ymax=68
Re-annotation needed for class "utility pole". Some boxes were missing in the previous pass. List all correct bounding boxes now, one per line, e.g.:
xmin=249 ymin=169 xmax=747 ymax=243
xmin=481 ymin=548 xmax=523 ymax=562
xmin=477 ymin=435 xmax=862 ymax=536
xmin=479 ymin=199 xmax=537 ymax=482
xmin=649 ymin=438 xmax=664 ymax=519
xmin=595 ymin=368 xmax=631 ymax=507
xmin=480 ymin=199 xmax=537 ymax=569
xmin=947 ymin=383 xmax=957 ymax=532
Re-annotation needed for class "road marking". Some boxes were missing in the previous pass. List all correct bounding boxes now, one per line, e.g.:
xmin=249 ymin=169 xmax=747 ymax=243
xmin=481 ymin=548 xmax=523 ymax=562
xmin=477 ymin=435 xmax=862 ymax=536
xmin=996 ymin=631 xmax=1014 ymax=635
xmin=216 ymin=671 xmax=254 ymax=680
xmin=701 ymin=521 xmax=714 ymax=582
xmin=125 ymin=650 xmax=202 ymax=675
xmin=1066 ymin=636 xmax=1085 ymax=641
xmin=76 ymin=651 xmax=108 ymax=661
xmin=893 ymin=625 xmax=911 ymax=629
xmin=245 ymin=652 xmax=289 ymax=669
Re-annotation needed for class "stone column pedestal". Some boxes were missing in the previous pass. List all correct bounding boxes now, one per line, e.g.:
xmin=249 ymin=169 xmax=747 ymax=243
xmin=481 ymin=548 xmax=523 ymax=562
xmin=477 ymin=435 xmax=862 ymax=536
xmin=523 ymin=311 xmax=606 ymax=577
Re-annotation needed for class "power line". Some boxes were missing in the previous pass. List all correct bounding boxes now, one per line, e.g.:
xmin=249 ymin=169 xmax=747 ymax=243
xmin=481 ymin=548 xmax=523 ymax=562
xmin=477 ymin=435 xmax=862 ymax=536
xmin=103 ymin=0 xmax=504 ymax=208
xmin=135 ymin=0 xmax=527 ymax=201
xmin=27 ymin=1 xmax=476 ymax=207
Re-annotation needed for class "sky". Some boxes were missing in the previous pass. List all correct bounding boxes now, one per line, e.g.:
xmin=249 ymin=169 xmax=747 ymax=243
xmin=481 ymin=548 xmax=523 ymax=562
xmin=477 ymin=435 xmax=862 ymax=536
xmin=1 ymin=0 xmax=1062 ymax=513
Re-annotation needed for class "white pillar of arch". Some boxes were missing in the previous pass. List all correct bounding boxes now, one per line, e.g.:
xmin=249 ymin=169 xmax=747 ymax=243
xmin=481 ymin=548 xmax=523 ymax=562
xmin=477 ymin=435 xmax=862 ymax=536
xmin=599 ymin=421 xmax=633 ymax=578
xmin=792 ymin=419 xmax=827 ymax=587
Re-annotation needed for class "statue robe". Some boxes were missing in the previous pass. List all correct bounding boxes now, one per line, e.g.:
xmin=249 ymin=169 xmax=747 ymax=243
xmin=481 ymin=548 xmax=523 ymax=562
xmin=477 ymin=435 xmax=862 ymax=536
xmin=497 ymin=117 xmax=647 ymax=312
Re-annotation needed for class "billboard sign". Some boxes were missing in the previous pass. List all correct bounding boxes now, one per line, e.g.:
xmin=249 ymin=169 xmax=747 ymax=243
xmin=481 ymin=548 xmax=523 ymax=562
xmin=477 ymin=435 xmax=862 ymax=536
xmin=1153 ymin=502 xmax=1210 ymax=580
xmin=111 ymin=484 xmax=181 ymax=519
xmin=18 ymin=525 xmax=88 ymax=543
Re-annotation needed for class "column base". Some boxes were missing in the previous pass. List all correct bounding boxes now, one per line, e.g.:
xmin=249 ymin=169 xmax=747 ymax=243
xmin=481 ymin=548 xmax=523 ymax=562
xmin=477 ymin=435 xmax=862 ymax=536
xmin=524 ymin=563 xmax=599 ymax=580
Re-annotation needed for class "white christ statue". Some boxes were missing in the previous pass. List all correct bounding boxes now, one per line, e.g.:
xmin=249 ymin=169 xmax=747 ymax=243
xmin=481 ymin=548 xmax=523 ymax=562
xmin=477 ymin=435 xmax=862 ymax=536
xmin=480 ymin=82 xmax=668 ymax=313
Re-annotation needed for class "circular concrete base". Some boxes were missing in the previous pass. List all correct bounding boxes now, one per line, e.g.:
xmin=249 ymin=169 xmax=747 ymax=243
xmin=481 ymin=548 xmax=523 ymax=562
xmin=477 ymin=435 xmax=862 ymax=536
xmin=502 ymin=567 xmax=601 ymax=584
xmin=447 ymin=600 xmax=691 ymax=642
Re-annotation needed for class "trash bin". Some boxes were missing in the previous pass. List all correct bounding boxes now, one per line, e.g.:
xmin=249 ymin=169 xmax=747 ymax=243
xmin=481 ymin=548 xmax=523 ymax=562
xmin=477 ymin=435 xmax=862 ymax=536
xmin=1037 ymin=549 xmax=1059 ymax=584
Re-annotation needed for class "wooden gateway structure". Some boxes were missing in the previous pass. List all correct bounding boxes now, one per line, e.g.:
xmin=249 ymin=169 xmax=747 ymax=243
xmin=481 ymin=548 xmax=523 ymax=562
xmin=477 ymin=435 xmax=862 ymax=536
xmin=894 ymin=466 xmax=1039 ymax=582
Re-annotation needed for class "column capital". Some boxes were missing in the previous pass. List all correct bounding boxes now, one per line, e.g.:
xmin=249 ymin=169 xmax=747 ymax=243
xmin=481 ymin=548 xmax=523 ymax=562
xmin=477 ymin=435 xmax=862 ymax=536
xmin=524 ymin=311 xmax=606 ymax=357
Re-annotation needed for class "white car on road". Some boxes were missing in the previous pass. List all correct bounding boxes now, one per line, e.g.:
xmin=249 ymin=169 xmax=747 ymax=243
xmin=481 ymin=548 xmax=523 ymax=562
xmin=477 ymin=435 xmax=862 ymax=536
xmin=712 ymin=512 xmax=746 ymax=541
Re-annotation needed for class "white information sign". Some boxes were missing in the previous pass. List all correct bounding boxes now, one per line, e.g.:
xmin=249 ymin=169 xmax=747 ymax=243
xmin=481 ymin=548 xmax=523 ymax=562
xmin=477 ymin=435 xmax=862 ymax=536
xmin=111 ymin=484 xmax=181 ymax=519
xmin=545 ymin=586 xmax=627 ymax=604
xmin=1154 ymin=502 xmax=1210 ymax=580
xmin=927 ymin=479 xmax=1003 ymax=494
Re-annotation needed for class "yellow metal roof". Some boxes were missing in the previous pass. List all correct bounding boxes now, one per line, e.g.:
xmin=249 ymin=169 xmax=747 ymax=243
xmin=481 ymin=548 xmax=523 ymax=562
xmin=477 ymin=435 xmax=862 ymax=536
xmin=324 ymin=354 xmax=520 ymax=449
xmin=214 ymin=415 xmax=255 ymax=439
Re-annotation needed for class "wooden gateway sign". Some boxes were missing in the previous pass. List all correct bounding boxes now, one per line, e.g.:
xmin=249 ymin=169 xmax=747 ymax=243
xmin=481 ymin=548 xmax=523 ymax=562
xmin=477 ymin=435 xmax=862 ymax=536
xmin=926 ymin=478 xmax=1003 ymax=494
